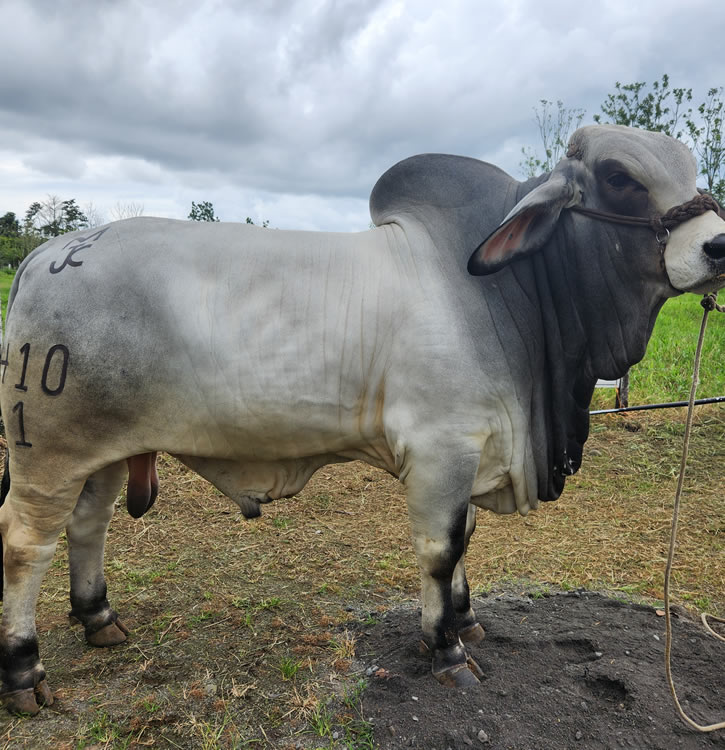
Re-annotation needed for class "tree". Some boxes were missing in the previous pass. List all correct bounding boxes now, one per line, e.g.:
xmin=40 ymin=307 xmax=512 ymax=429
xmin=188 ymin=201 xmax=220 ymax=222
xmin=0 ymin=213 xmax=22 ymax=266
xmin=25 ymin=197 xmax=60 ymax=237
xmin=687 ymin=87 xmax=725 ymax=203
xmin=594 ymin=75 xmax=724 ymax=204
xmin=594 ymin=74 xmax=692 ymax=139
xmin=0 ymin=212 xmax=20 ymax=237
xmin=0 ymin=210 xmax=40 ymax=266
xmin=60 ymin=199 xmax=88 ymax=234
xmin=110 ymin=202 xmax=145 ymax=221
xmin=245 ymin=216 xmax=269 ymax=228
xmin=84 ymin=201 xmax=106 ymax=228
xmin=520 ymin=99 xmax=585 ymax=177
xmin=24 ymin=196 xmax=88 ymax=237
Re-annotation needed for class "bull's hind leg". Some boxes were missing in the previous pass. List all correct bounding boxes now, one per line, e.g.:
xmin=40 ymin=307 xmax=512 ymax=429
xmin=0 ymin=475 xmax=85 ymax=715
xmin=404 ymin=445 xmax=482 ymax=687
xmin=66 ymin=462 xmax=129 ymax=647
xmin=452 ymin=504 xmax=485 ymax=645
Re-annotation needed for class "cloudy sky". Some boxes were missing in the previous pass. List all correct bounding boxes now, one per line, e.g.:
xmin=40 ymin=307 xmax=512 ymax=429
xmin=1 ymin=0 xmax=723 ymax=231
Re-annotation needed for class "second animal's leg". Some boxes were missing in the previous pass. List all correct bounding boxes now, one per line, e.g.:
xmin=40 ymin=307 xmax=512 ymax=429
xmin=452 ymin=504 xmax=485 ymax=645
xmin=66 ymin=462 xmax=129 ymax=646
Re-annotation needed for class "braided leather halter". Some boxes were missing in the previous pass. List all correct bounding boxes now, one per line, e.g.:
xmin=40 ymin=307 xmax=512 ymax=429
xmin=571 ymin=193 xmax=721 ymax=248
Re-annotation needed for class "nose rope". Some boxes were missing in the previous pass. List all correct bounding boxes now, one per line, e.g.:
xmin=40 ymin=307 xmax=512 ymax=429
xmin=663 ymin=292 xmax=725 ymax=733
xmin=654 ymin=193 xmax=722 ymax=233
xmin=571 ymin=193 xmax=721 ymax=248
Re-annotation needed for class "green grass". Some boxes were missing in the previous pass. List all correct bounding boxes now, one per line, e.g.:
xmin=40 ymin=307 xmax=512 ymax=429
xmin=279 ymin=656 xmax=303 ymax=680
xmin=630 ymin=294 xmax=725 ymax=403
xmin=75 ymin=710 xmax=133 ymax=749
xmin=587 ymin=293 xmax=724 ymax=411
xmin=0 ymin=267 xmax=14 ymax=321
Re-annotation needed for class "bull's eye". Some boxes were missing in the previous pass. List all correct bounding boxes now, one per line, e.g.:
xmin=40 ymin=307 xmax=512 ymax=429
xmin=606 ymin=172 xmax=632 ymax=190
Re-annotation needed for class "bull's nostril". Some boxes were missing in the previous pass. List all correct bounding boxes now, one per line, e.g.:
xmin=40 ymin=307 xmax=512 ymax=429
xmin=704 ymin=233 xmax=725 ymax=261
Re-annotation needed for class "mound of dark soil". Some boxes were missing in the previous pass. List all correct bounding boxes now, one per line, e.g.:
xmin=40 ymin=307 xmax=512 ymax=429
xmin=354 ymin=591 xmax=725 ymax=749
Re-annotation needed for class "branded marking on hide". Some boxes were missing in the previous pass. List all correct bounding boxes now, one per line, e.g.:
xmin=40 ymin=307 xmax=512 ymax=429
xmin=3 ymin=344 xmax=71 ymax=448
xmin=49 ymin=228 xmax=109 ymax=274
xmin=12 ymin=402 xmax=32 ymax=447
xmin=14 ymin=343 xmax=30 ymax=392
xmin=40 ymin=345 xmax=69 ymax=396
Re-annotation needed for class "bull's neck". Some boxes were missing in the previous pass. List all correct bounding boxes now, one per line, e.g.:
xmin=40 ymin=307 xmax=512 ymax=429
xmin=488 ymin=215 xmax=667 ymax=502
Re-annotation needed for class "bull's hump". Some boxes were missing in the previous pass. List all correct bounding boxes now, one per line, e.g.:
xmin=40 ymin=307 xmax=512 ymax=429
xmin=370 ymin=153 xmax=512 ymax=227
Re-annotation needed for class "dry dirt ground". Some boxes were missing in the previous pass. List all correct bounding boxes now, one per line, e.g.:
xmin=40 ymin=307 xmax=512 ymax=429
xmin=0 ymin=410 xmax=723 ymax=749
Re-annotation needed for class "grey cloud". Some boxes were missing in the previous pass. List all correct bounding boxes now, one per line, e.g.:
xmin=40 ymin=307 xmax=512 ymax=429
xmin=0 ymin=0 xmax=723 ymax=229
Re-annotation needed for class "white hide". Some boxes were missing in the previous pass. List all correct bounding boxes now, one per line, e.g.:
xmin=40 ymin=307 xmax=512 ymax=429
xmin=665 ymin=211 xmax=725 ymax=293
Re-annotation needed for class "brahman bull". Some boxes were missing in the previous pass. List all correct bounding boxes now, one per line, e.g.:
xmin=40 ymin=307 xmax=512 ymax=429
xmin=1 ymin=125 xmax=724 ymax=714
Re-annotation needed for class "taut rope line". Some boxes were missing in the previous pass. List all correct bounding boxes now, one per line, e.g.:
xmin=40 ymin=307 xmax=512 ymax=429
xmin=663 ymin=292 xmax=725 ymax=733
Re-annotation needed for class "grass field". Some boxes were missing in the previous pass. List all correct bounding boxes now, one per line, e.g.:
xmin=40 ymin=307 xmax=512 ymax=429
xmin=0 ymin=268 xmax=13 ymax=322
xmin=602 ymin=293 xmax=725 ymax=406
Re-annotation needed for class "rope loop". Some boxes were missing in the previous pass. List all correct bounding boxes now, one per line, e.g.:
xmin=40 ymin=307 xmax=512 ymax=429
xmin=701 ymin=293 xmax=725 ymax=313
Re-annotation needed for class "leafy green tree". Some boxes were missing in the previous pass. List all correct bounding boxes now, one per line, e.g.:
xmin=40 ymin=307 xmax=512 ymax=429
xmin=60 ymin=199 xmax=88 ymax=234
xmin=593 ymin=74 xmax=692 ymax=139
xmin=0 ymin=212 xmax=22 ymax=266
xmin=687 ymin=87 xmax=725 ymax=203
xmin=0 ymin=212 xmax=20 ymax=237
xmin=520 ymin=100 xmax=585 ymax=177
xmin=24 ymin=196 xmax=88 ymax=237
xmin=594 ymin=75 xmax=724 ymax=204
xmin=188 ymin=201 xmax=220 ymax=222
xmin=0 ymin=210 xmax=39 ymax=266
xmin=0 ymin=236 xmax=22 ymax=266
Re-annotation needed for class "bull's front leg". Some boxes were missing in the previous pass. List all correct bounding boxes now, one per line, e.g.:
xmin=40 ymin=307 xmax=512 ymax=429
xmin=404 ymin=447 xmax=482 ymax=687
xmin=67 ymin=462 xmax=129 ymax=647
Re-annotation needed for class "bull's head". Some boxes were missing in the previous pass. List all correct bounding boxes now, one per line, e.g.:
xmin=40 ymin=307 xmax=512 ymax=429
xmin=468 ymin=124 xmax=725 ymax=296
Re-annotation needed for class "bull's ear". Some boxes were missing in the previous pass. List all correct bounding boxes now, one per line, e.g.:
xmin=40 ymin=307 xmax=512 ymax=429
xmin=468 ymin=171 xmax=578 ymax=275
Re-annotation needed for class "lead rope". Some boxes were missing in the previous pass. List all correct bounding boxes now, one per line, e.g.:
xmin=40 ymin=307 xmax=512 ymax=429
xmin=664 ymin=292 xmax=725 ymax=732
